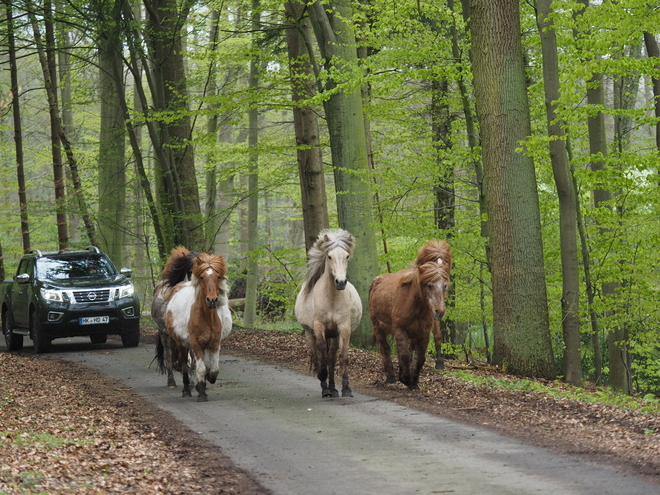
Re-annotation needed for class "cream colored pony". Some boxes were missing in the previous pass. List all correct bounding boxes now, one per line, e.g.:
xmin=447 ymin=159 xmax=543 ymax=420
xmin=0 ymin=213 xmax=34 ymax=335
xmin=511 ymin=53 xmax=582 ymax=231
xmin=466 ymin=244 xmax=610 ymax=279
xmin=295 ymin=229 xmax=362 ymax=398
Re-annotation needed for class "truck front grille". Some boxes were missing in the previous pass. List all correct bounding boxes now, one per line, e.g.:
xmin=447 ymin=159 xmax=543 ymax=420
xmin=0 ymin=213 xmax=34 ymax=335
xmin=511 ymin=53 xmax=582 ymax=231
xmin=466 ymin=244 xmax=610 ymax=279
xmin=73 ymin=289 xmax=111 ymax=303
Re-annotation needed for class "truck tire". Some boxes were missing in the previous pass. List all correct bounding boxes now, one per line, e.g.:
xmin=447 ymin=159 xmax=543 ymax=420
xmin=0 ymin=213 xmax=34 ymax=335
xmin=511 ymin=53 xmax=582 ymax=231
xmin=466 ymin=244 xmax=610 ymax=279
xmin=31 ymin=313 xmax=51 ymax=354
xmin=121 ymin=328 xmax=140 ymax=348
xmin=3 ymin=310 xmax=23 ymax=351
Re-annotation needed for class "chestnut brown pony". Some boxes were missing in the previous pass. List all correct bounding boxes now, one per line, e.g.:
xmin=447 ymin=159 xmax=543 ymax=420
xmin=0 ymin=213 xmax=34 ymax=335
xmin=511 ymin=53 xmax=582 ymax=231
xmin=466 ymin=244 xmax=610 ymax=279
xmin=153 ymin=247 xmax=232 ymax=402
xmin=295 ymin=229 xmax=362 ymax=398
xmin=369 ymin=240 xmax=451 ymax=389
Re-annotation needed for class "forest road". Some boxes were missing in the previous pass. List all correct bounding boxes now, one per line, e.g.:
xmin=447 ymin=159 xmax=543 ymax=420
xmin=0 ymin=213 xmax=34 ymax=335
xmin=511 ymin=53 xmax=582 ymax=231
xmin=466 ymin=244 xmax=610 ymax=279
xmin=50 ymin=341 xmax=657 ymax=495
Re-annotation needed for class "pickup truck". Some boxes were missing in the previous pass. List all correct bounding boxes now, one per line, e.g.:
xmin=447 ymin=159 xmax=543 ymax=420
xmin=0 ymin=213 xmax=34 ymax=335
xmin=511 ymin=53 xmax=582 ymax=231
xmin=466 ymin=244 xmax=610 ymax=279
xmin=1 ymin=246 xmax=140 ymax=353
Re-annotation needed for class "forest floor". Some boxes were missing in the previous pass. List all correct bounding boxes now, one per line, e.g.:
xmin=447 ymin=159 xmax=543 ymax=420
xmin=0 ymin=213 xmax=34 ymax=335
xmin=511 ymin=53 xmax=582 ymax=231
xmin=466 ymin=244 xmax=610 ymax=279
xmin=2 ymin=324 xmax=660 ymax=494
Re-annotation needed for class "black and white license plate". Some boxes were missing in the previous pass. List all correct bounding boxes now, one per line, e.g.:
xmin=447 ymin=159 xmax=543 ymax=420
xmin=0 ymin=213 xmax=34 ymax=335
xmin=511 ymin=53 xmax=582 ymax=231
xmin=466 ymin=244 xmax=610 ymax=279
xmin=79 ymin=316 xmax=109 ymax=325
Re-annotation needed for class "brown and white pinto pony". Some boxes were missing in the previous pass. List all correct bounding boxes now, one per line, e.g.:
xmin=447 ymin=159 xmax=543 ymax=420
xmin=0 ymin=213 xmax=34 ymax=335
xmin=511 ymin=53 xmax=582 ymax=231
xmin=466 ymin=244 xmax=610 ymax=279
xmin=153 ymin=247 xmax=232 ymax=402
xmin=369 ymin=240 xmax=451 ymax=389
xmin=295 ymin=229 xmax=363 ymax=398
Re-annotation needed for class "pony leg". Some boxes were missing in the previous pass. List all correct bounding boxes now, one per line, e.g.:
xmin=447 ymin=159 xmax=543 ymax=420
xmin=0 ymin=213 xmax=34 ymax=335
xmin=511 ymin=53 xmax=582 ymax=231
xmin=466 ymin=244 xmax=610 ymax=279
xmin=179 ymin=347 xmax=193 ymax=398
xmin=338 ymin=330 xmax=352 ymax=397
xmin=192 ymin=346 xmax=209 ymax=402
xmin=411 ymin=334 xmax=430 ymax=390
xmin=205 ymin=348 xmax=220 ymax=384
xmin=314 ymin=323 xmax=332 ymax=397
xmin=373 ymin=324 xmax=396 ymax=383
xmin=327 ymin=337 xmax=339 ymax=398
xmin=432 ymin=319 xmax=445 ymax=370
xmin=394 ymin=331 xmax=413 ymax=388
xmin=163 ymin=333 xmax=177 ymax=388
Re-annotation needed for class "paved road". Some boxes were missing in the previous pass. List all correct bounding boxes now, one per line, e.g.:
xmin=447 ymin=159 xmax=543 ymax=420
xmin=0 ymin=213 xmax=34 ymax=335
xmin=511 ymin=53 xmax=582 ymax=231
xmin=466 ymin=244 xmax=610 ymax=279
xmin=12 ymin=338 xmax=660 ymax=494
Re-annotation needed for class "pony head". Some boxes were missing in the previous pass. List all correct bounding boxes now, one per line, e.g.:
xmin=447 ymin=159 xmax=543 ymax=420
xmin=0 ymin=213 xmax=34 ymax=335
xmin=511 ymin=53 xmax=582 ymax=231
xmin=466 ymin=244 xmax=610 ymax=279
xmin=414 ymin=240 xmax=452 ymax=321
xmin=191 ymin=252 xmax=227 ymax=309
xmin=304 ymin=228 xmax=355 ymax=292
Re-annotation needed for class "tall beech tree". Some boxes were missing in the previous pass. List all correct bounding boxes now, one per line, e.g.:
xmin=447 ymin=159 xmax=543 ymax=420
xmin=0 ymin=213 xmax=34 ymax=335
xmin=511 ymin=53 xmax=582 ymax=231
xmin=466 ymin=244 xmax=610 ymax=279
xmin=308 ymin=0 xmax=380 ymax=345
xmin=469 ymin=0 xmax=555 ymax=378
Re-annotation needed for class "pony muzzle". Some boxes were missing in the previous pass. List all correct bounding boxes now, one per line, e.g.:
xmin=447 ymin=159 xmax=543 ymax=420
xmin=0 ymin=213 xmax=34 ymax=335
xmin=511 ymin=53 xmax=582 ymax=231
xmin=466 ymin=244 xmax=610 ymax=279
xmin=433 ymin=309 xmax=444 ymax=321
xmin=206 ymin=297 xmax=219 ymax=309
xmin=335 ymin=279 xmax=347 ymax=290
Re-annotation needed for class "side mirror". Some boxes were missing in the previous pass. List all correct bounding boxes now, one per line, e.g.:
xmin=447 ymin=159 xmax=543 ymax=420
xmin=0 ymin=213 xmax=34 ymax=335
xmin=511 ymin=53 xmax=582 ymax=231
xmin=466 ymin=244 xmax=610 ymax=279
xmin=120 ymin=268 xmax=132 ymax=278
xmin=16 ymin=273 xmax=31 ymax=284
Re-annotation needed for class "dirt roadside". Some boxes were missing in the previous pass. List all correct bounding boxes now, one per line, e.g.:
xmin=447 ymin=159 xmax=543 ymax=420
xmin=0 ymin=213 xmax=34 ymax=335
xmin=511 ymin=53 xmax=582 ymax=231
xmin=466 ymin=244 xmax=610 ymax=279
xmin=1 ymin=325 xmax=659 ymax=494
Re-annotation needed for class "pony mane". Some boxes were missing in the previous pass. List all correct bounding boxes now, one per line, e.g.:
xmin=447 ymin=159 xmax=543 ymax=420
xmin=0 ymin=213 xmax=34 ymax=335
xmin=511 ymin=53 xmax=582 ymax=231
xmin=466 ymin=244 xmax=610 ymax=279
xmin=162 ymin=246 xmax=194 ymax=287
xmin=400 ymin=240 xmax=452 ymax=287
xmin=302 ymin=228 xmax=355 ymax=297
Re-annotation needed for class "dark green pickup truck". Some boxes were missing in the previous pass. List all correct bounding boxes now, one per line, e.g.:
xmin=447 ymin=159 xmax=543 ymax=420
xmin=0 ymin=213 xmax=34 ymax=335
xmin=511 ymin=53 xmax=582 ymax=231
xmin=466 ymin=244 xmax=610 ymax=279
xmin=1 ymin=246 xmax=140 ymax=353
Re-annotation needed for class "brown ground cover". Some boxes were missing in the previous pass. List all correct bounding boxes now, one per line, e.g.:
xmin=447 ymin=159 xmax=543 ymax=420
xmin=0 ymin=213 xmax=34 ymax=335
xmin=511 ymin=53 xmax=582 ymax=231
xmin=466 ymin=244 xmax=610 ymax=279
xmin=2 ymin=324 xmax=659 ymax=494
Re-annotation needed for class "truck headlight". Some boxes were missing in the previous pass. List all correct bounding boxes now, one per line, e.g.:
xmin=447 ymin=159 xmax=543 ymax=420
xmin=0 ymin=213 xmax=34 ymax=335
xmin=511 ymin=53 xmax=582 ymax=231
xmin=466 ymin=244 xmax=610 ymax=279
xmin=118 ymin=284 xmax=135 ymax=300
xmin=41 ymin=288 xmax=68 ymax=302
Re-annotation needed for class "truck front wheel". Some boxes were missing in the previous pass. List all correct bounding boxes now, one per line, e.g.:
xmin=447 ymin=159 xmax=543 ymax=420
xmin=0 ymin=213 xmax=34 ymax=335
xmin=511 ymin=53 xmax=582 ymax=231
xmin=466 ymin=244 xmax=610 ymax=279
xmin=3 ymin=310 xmax=23 ymax=351
xmin=31 ymin=313 xmax=51 ymax=354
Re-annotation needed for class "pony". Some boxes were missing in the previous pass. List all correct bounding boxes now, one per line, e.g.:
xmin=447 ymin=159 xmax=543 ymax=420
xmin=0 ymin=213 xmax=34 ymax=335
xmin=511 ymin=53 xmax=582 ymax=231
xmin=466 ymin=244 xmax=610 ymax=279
xmin=369 ymin=240 xmax=452 ymax=390
xmin=153 ymin=247 xmax=232 ymax=402
xmin=294 ymin=229 xmax=362 ymax=398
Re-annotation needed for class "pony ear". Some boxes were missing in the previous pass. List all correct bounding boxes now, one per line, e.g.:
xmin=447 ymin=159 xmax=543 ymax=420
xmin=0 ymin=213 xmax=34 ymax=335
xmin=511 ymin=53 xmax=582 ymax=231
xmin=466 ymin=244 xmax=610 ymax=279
xmin=323 ymin=234 xmax=330 ymax=242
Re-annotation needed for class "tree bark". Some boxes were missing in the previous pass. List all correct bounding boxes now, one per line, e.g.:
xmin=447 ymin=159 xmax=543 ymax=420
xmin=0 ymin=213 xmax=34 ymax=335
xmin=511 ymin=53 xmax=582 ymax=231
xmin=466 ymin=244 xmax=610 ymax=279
xmin=6 ymin=0 xmax=30 ymax=253
xmin=98 ymin=0 xmax=126 ymax=265
xmin=535 ymin=0 xmax=582 ymax=386
xmin=469 ymin=0 xmax=556 ymax=379
xmin=576 ymin=0 xmax=629 ymax=393
xmin=285 ymin=1 xmax=329 ymax=253
xmin=243 ymin=0 xmax=261 ymax=327
xmin=308 ymin=0 xmax=380 ymax=346
xmin=143 ymin=0 xmax=204 ymax=251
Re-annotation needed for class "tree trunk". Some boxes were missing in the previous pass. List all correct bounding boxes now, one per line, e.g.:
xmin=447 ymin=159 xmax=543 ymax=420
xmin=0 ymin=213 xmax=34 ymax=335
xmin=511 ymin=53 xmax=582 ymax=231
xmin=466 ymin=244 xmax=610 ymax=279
xmin=243 ymin=0 xmax=261 ymax=327
xmin=308 ymin=0 xmax=380 ymax=347
xmin=535 ymin=0 xmax=582 ymax=386
xmin=285 ymin=1 xmax=329 ymax=253
xmin=6 ymin=0 xmax=30 ymax=253
xmin=28 ymin=0 xmax=68 ymax=249
xmin=469 ymin=0 xmax=556 ymax=379
xmin=144 ymin=0 xmax=204 ymax=251
xmin=576 ymin=0 xmax=629 ymax=393
xmin=644 ymin=33 xmax=660 ymax=153
xmin=98 ymin=0 xmax=126 ymax=265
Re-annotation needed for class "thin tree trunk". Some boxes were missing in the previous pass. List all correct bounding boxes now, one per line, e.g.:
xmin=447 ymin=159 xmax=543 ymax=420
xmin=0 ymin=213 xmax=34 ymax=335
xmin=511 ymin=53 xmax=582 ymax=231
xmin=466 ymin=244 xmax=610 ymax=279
xmin=243 ymin=0 xmax=261 ymax=327
xmin=27 ymin=1 xmax=68 ymax=249
xmin=6 ymin=0 xmax=30 ymax=253
xmin=644 ymin=33 xmax=660 ymax=152
xmin=576 ymin=0 xmax=628 ymax=393
xmin=535 ymin=0 xmax=582 ymax=386
xmin=285 ymin=1 xmax=329 ymax=253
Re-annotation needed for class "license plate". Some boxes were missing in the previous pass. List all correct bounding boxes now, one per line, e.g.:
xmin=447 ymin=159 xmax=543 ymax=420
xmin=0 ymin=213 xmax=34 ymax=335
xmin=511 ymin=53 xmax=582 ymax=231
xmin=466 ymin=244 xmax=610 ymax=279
xmin=79 ymin=316 xmax=109 ymax=325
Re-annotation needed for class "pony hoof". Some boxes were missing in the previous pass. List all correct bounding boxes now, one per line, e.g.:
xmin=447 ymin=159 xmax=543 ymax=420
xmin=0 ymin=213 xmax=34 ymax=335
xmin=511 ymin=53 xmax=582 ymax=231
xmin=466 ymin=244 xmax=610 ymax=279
xmin=182 ymin=390 xmax=192 ymax=398
xmin=322 ymin=389 xmax=333 ymax=398
xmin=435 ymin=361 xmax=445 ymax=370
xmin=342 ymin=388 xmax=353 ymax=398
xmin=197 ymin=395 xmax=208 ymax=402
xmin=386 ymin=376 xmax=396 ymax=384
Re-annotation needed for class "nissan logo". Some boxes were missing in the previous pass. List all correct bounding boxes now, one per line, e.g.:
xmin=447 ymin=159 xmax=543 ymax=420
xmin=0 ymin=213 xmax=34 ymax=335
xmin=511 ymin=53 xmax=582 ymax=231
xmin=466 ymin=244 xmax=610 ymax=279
xmin=87 ymin=292 xmax=97 ymax=301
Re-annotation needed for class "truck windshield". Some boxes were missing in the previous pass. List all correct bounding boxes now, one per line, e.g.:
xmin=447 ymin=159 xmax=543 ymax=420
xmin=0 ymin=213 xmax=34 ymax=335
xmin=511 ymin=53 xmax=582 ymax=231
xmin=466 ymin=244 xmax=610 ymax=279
xmin=36 ymin=256 xmax=117 ymax=281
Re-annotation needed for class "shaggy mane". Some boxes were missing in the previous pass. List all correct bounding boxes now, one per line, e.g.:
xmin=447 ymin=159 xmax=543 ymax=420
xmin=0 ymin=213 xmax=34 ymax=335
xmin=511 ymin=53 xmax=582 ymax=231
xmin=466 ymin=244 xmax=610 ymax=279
xmin=301 ymin=228 xmax=355 ymax=297
xmin=400 ymin=240 xmax=452 ymax=288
